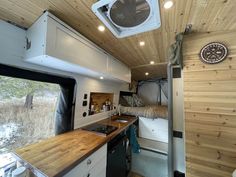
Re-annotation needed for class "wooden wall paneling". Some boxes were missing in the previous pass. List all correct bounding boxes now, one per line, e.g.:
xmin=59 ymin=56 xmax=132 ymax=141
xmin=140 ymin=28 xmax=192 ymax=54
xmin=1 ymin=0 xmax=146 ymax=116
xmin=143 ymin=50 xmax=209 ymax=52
xmin=185 ymin=112 xmax=236 ymax=127
xmin=183 ymin=30 xmax=236 ymax=177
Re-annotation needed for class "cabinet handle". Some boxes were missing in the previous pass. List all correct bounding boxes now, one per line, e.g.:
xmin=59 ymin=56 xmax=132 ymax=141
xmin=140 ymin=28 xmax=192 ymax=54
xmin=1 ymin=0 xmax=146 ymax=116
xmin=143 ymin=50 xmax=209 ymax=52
xmin=87 ymin=159 xmax=92 ymax=165
xmin=87 ymin=173 xmax=90 ymax=177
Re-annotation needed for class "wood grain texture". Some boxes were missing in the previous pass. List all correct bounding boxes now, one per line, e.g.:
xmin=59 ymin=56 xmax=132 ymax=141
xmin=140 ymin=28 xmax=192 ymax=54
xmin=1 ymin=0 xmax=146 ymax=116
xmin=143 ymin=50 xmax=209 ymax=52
xmin=14 ymin=115 xmax=137 ymax=177
xmin=183 ymin=30 xmax=236 ymax=177
xmin=1 ymin=0 xmax=236 ymax=80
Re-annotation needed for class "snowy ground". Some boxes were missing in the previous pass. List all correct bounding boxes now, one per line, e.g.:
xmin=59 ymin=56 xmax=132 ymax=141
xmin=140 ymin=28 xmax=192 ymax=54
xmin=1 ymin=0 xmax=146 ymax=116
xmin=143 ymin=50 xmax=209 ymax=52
xmin=0 ymin=97 xmax=58 ymax=171
xmin=0 ymin=123 xmax=19 ymax=148
xmin=0 ymin=98 xmax=57 ymax=153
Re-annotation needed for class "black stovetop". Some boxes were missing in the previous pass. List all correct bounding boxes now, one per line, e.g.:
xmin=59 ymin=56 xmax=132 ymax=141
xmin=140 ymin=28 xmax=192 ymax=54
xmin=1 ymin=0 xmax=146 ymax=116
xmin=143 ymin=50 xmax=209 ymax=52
xmin=82 ymin=123 xmax=118 ymax=136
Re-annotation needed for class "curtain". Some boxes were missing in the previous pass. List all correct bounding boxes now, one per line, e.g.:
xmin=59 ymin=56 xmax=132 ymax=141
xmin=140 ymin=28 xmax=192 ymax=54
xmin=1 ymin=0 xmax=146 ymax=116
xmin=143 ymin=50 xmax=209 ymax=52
xmin=55 ymin=85 xmax=75 ymax=135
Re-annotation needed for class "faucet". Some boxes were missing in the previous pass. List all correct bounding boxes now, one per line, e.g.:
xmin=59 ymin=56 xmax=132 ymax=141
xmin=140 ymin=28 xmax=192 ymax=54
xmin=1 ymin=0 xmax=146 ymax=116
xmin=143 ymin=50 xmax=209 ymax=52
xmin=109 ymin=111 xmax=115 ymax=120
xmin=117 ymin=104 xmax=121 ymax=116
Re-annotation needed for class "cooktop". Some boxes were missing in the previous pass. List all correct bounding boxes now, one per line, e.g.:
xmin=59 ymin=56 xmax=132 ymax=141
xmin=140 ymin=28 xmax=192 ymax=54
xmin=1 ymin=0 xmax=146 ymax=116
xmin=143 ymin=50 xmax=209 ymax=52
xmin=82 ymin=123 xmax=118 ymax=136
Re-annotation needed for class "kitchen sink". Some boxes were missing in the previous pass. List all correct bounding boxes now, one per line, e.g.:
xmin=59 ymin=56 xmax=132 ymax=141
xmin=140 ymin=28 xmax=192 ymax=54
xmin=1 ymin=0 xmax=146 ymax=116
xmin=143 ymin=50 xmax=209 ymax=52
xmin=113 ymin=118 xmax=128 ymax=123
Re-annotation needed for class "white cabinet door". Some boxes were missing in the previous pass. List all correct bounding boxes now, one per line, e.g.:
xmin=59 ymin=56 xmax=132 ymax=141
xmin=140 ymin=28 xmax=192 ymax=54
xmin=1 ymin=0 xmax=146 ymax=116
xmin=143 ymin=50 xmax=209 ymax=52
xmin=139 ymin=117 xmax=168 ymax=143
xmin=85 ymin=156 xmax=106 ymax=177
xmin=64 ymin=162 xmax=87 ymax=177
xmin=64 ymin=144 xmax=107 ymax=177
xmin=46 ymin=17 xmax=108 ymax=74
xmin=108 ymin=56 xmax=131 ymax=82
xmin=84 ymin=144 xmax=107 ymax=170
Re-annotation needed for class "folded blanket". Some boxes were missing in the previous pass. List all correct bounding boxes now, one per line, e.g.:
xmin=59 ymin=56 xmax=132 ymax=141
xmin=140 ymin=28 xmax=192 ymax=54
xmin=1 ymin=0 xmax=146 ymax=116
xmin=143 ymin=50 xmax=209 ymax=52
xmin=120 ymin=105 xmax=168 ymax=119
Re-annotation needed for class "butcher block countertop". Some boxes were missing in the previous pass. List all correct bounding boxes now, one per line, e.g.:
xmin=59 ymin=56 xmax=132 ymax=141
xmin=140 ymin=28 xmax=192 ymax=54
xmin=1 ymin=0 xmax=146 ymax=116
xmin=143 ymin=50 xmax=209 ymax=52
xmin=13 ymin=115 xmax=137 ymax=177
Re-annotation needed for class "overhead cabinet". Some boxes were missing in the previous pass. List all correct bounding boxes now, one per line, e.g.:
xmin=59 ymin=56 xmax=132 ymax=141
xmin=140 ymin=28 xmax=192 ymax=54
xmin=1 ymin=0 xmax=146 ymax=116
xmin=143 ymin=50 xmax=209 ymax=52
xmin=25 ymin=12 xmax=131 ymax=83
xmin=107 ymin=56 xmax=131 ymax=82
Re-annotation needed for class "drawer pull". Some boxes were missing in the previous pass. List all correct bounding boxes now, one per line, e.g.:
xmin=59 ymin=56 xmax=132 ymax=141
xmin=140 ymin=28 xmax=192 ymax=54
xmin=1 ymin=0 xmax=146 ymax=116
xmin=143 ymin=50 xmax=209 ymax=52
xmin=87 ymin=159 xmax=92 ymax=165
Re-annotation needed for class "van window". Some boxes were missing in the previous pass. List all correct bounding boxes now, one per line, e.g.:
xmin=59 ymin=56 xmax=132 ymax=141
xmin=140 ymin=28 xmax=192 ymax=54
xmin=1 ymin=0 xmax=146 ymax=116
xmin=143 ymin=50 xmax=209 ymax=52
xmin=0 ymin=76 xmax=60 ymax=154
xmin=0 ymin=64 xmax=76 ymax=173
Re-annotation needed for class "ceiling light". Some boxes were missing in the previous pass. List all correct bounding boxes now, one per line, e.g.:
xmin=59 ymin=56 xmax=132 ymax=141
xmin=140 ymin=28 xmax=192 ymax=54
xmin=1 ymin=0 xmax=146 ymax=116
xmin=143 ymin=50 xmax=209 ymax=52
xmin=145 ymin=72 xmax=149 ymax=76
xmin=164 ymin=1 xmax=173 ymax=9
xmin=139 ymin=41 xmax=145 ymax=46
xmin=100 ymin=76 xmax=104 ymax=79
xmin=150 ymin=61 xmax=155 ymax=65
xmin=98 ymin=25 xmax=105 ymax=32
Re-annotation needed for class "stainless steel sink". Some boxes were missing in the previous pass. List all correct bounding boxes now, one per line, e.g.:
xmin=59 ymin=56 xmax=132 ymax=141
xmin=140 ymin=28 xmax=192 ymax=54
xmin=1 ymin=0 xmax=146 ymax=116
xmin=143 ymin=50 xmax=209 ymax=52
xmin=113 ymin=118 xmax=128 ymax=123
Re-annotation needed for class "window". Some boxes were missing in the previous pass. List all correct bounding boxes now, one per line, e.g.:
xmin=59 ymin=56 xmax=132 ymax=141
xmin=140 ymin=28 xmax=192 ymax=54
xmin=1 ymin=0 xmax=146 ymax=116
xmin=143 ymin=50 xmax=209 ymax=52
xmin=0 ymin=76 xmax=60 ymax=153
xmin=0 ymin=64 xmax=76 ymax=175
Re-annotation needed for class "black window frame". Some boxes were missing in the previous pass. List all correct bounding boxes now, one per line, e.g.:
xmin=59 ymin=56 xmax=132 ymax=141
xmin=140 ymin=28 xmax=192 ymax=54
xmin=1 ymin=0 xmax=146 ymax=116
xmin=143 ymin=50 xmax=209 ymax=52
xmin=0 ymin=64 xmax=76 ymax=134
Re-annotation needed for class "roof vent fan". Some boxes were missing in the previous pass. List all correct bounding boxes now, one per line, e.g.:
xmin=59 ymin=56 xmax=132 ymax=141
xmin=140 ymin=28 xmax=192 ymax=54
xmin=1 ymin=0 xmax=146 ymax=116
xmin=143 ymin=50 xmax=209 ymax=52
xmin=92 ymin=0 xmax=161 ymax=38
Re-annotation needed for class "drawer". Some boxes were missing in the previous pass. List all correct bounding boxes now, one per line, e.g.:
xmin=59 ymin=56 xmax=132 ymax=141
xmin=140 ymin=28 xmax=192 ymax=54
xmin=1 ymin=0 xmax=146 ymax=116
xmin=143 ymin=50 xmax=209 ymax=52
xmin=84 ymin=144 xmax=107 ymax=170
xmin=64 ymin=156 xmax=107 ymax=177
xmin=64 ymin=164 xmax=86 ymax=177
xmin=64 ymin=144 xmax=107 ymax=177
xmin=85 ymin=156 xmax=107 ymax=177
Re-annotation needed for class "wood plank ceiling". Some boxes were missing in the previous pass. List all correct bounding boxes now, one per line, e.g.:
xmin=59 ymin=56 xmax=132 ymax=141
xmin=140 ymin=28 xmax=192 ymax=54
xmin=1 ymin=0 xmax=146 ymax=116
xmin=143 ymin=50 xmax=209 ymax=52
xmin=0 ymin=0 xmax=236 ymax=80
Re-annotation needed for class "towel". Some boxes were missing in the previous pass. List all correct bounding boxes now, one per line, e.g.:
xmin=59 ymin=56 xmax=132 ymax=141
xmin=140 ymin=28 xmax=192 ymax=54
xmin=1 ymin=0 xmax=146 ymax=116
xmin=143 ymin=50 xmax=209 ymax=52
xmin=128 ymin=124 xmax=140 ymax=153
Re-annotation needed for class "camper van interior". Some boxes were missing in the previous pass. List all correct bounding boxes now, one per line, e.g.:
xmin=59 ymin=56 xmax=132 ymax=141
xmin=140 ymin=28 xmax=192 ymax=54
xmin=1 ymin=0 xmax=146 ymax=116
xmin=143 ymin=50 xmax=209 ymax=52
xmin=0 ymin=0 xmax=236 ymax=177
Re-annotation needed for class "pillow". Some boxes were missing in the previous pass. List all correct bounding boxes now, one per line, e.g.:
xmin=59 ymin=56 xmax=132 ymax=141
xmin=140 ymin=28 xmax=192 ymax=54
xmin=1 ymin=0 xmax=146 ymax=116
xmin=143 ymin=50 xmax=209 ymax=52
xmin=123 ymin=96 xmax=134 ymax=107
xmin=133 ymin=94 xmax=145 ymax=107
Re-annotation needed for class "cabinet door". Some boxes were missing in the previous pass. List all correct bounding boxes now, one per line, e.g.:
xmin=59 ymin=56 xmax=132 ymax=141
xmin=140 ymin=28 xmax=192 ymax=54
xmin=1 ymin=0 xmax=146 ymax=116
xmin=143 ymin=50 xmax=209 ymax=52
xmin=64 ymin=144 xmax=107 ymax=177
xmin=46 ymin=17 xmax=108 ymax=74
xmin=85 ymin=156 xmax=106 ymax=177
xmin=63 ymin=162 xmax=87 ymax=177
xmin=139 ymin=117 xmax=168 ymax=143
xmin=91 ymin=167 xmax=106 ymax=177
xmin=107 ymin=56 xmax=131 ymax=82
xmin=84 ymin=144 xmax=107 ymax=170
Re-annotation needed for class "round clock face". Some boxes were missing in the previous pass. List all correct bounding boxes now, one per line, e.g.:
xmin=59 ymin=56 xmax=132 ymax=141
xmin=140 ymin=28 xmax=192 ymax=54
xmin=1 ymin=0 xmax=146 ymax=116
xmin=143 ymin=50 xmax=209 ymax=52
xmin=200 ymin=42 xmax=228 ymax=64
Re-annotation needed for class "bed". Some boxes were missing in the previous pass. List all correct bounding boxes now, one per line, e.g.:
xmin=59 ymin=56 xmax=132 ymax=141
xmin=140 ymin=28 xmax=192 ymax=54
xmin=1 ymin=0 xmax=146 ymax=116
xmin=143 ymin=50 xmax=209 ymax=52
xmin=119 ymin=91 xmax=168 ymax=153
xmin=119 ymin=91 xmax=168 ymax=119
xmin=120 ymin=105 xmax=168 ymax=119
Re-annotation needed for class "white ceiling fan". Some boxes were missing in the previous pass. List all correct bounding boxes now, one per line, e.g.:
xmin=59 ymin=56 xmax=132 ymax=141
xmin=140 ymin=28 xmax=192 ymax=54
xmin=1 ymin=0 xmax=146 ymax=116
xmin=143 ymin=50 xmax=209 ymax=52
xmin=92 ymin=0 xmax=161 ymax=38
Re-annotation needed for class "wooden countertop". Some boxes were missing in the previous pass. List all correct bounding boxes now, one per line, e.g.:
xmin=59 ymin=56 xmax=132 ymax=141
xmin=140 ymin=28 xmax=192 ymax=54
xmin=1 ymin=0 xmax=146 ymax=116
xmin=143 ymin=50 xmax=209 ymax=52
xmin=13 ymin=115 xmax=137 ymax=177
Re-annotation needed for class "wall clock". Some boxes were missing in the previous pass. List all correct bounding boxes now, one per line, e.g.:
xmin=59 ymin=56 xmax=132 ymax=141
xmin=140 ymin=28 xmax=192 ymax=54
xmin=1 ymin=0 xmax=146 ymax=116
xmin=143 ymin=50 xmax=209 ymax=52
xmin=200 ymin=42 xmax=228 ymax=64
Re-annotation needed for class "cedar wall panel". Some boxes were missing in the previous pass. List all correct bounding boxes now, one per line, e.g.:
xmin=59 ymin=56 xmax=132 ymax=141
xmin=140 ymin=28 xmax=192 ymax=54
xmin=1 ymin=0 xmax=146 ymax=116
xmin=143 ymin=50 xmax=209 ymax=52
xmin=183 ymin=31 xmax=236 ymax=177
